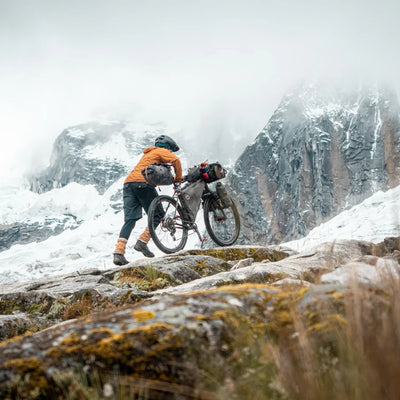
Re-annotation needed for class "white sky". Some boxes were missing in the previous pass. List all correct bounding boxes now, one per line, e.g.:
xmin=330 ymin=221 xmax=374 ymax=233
xmin=1 ymin=0 xmax=400 ymax=185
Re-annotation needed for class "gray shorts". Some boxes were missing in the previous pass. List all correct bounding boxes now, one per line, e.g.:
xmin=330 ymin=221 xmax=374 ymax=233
xmin=123 ymin=182 xmax=158 ymax=221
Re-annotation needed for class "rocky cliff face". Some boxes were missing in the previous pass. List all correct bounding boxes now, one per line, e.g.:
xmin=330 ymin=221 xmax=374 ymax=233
xmin=0 ymin=218 xmax=78 ymax=252
xmin=29 ymin=121 xmax=165 ymax=194
xmin=229 ymin=84 xmax=400 ymax=244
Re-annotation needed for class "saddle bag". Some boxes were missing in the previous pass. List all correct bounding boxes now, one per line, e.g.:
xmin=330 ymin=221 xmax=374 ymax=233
xmin=141 ymin=163 xmax=174 ymax=186
xmin=179 ymin=180 xmax=206 ymax=222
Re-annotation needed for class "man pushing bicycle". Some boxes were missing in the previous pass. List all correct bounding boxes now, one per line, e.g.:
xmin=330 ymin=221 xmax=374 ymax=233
xmin=113 ymin=135 xmax=182 ymax=266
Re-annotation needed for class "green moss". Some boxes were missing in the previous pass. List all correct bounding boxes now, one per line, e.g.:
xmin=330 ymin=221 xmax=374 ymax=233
xmin=27 ymin=303 xmax=45 ymax=315
xmin=0 ymin=295 xmax=54 ymax=316
xmin=114 ymin=266 xmax=172 ymax=291
xmin=181 ymin=247 xmax=288 ymax=263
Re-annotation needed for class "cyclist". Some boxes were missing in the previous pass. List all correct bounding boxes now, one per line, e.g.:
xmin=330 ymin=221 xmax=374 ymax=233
xmin=113 ymin=135 xmax=182 ymax=265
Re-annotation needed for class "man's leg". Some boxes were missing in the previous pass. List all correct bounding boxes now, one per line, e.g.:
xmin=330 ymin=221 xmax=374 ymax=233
xmin=133 ymin=184 xmax=160 ymax=258
xmin=113 ymin=183 xmax=142 ymax=265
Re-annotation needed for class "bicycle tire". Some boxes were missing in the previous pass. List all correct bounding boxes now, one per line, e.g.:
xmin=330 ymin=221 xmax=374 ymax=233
xmin=148 ymin=195 xmax=189 ymax=254
xmin=203 ymin=195 xmax=240 ymax=246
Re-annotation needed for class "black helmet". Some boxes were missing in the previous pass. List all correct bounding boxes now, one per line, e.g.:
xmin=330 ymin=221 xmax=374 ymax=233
xmin=154 ymin=135 xmax=180 ymax=152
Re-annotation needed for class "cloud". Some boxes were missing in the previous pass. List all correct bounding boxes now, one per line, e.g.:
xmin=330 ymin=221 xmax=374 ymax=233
xmin=1 ymin=0 xmax=400 ymax=185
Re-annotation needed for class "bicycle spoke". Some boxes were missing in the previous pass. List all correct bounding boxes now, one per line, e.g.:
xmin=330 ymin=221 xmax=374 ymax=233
xmin=204 ymin=197 xmax=240 ymax=246
xmin=148 ymin=195 xmax=188 ymax=254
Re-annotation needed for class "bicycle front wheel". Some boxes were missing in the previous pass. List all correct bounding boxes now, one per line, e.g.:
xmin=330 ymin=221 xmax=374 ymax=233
xmin=148 ymin=195 xmax=188 ymax=254
xmin=203 ymin=196 xmax=240 ymax=246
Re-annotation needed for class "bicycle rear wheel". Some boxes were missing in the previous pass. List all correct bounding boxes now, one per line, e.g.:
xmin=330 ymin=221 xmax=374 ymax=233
xmin=147 ymin=195 xmax=188 ymax=254
xmin=203 ymin=195 xmax=240 ymax=246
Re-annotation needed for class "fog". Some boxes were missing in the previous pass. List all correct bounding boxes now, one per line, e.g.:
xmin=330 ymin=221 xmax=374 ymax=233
xmin=1 ymin=0 xmax=400 ymax=185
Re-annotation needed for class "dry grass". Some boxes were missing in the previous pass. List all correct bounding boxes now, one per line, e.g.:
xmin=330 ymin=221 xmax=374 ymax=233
xmin=271 ymin=273 xmax=400 ymax=400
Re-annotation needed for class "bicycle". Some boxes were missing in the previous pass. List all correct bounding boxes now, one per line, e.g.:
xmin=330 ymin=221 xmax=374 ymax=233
xmin=147 ymin=177 xmax=241 ymax=254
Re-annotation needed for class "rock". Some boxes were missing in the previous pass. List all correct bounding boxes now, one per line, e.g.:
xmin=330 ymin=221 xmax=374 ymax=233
xmin=230 ymin=257 xmax=253 ymax=270
xmin=0 ymin=272 xmax=116 ymax=297
xmin=272 ymin=278 xmax=312 ymax=288
xmin=180 ymin=245 xmax=289 ymax=262
xmin=0 ymin=314 xmax=35 ymax=341
xmin=297 ymin=283 xmax=348 ymax=312
xmin=0 ymin=284 xmax=287 ymax=398
xmin=0 ymin=238 xmax=399 ymax=397
xmin=105 ymin=254 xmax=231 ymax=290
xmin=321 ymin=257 xmax=400 ymax=287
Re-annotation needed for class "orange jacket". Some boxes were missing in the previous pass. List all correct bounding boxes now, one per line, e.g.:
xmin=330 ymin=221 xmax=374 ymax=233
xmin=124 ymin=146 xmax=183 ymax=183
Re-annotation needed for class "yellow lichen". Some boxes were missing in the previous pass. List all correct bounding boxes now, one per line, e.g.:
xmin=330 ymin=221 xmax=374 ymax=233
xmin=132 ymin=309 xmax=156 ymax=322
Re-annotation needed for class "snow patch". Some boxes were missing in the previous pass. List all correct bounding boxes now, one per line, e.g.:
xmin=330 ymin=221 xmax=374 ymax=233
xmin=284 ymin=185 xmax=400 ymax=252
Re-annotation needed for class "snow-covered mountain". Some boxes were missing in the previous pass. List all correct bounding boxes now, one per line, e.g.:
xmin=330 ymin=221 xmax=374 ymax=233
xmin=229 ymin=83 xmax=400 ymax=244
xmin=29 ymin=121 xmax=172 ymax=194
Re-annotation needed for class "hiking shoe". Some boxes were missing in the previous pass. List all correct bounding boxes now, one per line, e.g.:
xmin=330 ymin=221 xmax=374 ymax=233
xmin=134 ymin=240 xmax=155 ymax=258
xmin=113 ymin=253 xmax=130 ymax=266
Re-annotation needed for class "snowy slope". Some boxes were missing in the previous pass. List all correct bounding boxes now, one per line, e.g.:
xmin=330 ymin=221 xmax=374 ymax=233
xmin=0 ymin=183 xmax=102 ymax=225
xmin=284 ymin=184 xmax=400 ymax=252
xmin=0 ymin=179 xmax=204 ymax=285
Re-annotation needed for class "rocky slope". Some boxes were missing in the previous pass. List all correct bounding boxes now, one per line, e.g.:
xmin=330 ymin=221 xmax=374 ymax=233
xmin=229 ymin=83 xmax=400 ymax=244
xmin=0 ymin=238 xmax=399 ymax=399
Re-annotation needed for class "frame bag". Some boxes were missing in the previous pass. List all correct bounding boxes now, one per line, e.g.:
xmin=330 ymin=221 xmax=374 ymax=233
xmin=180 ymin=180 xmax=206 ymax=222
xmin=142 ymin=163 xmax=174 ymax=186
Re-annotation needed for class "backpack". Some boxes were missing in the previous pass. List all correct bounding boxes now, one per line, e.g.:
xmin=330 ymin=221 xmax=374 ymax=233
xmin=179 ymin=180 xmax=206 ymax=222
xmin=141 ymin=163 xmax=174 ymax=186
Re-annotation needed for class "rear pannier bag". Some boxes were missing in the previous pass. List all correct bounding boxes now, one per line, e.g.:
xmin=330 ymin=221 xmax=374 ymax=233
xmin=141 ymin=163 xmax=174 ymax=186
xmin=216 ymin=182 xmax=232 ymax=208
xmin=179 ymin=180 xmax=206 ymax=222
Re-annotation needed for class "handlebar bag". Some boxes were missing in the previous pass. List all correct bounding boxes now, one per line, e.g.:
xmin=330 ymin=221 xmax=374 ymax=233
xmin=141 ymin=163 xmax=174 ymax=186
xmin=186 ymin=162 xmax=226 ymax=183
